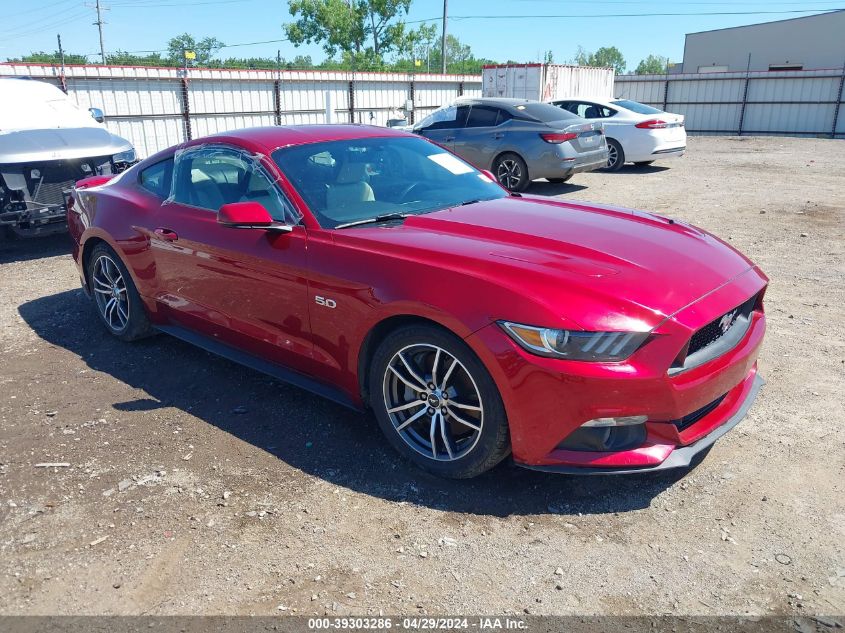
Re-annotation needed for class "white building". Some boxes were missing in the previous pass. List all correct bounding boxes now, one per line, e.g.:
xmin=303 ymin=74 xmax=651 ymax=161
xmin=682 ymin=10 xmax=845 ymax=73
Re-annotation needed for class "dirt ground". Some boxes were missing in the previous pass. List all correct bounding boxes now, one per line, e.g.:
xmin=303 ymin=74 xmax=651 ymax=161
xmin=0 ymin=136 xmax=843 ymax=617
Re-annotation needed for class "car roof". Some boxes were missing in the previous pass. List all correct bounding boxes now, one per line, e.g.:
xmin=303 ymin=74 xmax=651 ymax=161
xmin=455 ymin=97 xmax=538 ymax=107
xmin=552 ymin=97 xmax=617 ymax=107
xmin=143 ymin=124 xmax=412 ymax=164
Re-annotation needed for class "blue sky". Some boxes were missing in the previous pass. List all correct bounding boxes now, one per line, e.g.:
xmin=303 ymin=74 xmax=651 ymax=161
xmin=1 ymin=0 xmax=840 ymax=71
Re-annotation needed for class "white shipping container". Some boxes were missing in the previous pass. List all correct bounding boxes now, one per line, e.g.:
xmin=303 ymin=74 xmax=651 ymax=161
xmin=482 ymin=64 xmax=614 ymax=101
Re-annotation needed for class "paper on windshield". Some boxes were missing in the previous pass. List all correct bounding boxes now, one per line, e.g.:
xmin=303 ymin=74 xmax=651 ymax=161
xmin=427 ymin=152 xmax=474 ymax=175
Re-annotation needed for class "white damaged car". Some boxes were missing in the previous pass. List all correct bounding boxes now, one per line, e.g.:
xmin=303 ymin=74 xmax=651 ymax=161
xmin=0 ymin=78 xmax=137 ymax=237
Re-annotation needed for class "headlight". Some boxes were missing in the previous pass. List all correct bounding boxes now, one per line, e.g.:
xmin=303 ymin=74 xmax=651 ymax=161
xmin=499 ymin=321 xmax=650 ymax=362
xmin=112 ymin=148 xmax=137 ymax=164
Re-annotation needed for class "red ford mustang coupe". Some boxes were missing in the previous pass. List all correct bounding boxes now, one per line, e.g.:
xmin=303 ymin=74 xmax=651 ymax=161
xmin=68 ymin=125 xmax=766 ymax=479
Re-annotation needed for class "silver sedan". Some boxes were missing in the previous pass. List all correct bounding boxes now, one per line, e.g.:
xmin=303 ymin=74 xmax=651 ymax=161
xmin=413 ymin=97 xmax=608 ymax=191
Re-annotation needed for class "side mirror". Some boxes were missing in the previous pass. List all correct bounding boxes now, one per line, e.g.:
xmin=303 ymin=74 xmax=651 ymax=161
xmin=89 ymin=107 xmax=105 ymax=123
xmin=217 ymin=201 xmax=292 ymax=232
xmin=481 ymin=169 xmax=497 ymax=182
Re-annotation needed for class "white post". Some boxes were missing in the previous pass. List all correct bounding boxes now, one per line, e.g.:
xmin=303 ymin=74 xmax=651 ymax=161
xmin=325 ymin=90 xmax=333 ymax=124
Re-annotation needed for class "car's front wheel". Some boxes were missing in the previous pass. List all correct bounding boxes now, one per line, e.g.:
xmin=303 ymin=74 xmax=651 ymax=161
xmin=87 ymin=243 xmax=152 ymax=341
xmin=370 ymin=324 xmax=511 ymax=478
xmin=493 ymin=153 xmax=530 ymax=192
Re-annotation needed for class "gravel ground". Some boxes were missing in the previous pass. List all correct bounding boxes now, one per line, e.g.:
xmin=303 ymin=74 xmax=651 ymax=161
xmin=0 ymin=136 xmax=843 ymax=617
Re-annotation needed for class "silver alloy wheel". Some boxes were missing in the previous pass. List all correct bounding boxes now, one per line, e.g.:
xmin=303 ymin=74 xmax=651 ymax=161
xmin=606 ymin=143 xmax=619 ymax=169
xmin=92 ymin=254 xmax=129 ymax=332
xmin=496 ymin=159 xmax=523 ymax=190
xmin=382 ymin=343 xmax=484 ymax=461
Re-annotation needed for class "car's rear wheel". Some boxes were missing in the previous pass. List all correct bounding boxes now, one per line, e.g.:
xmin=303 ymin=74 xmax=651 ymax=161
xmin=605 ymin=139 xmax=625 ymax=171
xmin=370 ymin=324 xmax=510 ymax=478
xmin=494 ymin=153 xmax=530 ymax=192
xmin=87 ymin=243 xmax=152 ymax=341
xmin=546 ymin=175 xmax=573 ymax=184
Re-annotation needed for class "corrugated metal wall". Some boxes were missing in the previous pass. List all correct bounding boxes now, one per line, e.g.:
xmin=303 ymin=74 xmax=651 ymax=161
xmin=0 ymin=63 xmax=482 ymax=158
xmin=616 ymin=68 xmax=845 ymax=137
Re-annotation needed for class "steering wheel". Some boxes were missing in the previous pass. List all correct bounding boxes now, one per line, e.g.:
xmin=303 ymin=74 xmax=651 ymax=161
xmin=398 ymin=182 xmax=426 ymax=203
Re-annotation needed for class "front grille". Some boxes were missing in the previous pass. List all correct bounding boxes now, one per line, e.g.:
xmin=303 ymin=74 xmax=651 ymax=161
xmin=687 ymin=294 xmax=758 ymax=357
xmin=671 ymin=393 xmax=727 ymax=432
xmin=31 ymin=179 xmax=75 ymax=207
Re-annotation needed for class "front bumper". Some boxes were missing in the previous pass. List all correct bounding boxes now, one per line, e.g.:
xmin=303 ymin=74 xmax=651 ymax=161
xmin=466 ymin=271 xmax=767 ymax=473
xmin=0 ymin=202 xmax=68 ymax=237
xmin=523 ymin=371 xmax=763 ymax=474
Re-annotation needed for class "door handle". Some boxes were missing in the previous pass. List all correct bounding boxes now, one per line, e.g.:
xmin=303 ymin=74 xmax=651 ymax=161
xmin=154 ymin=227 xmax=178 ymax=241
xmin=493 ymin=133 xmax=504 ymax=139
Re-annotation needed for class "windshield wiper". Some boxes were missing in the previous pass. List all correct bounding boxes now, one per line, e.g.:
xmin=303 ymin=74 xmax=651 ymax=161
xmin=335 ymin=212 xmax=413 ymax=229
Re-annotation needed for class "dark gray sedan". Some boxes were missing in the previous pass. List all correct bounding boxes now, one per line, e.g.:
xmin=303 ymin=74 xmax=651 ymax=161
xmin=412 ymin=98 xmax=608 ymax=191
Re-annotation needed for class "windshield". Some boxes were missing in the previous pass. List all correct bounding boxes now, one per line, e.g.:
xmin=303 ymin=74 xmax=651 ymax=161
xmin=612 ymin=99 xmax=664 ymax=115
xmin=272 ymin=136 xmax=507 ymax=229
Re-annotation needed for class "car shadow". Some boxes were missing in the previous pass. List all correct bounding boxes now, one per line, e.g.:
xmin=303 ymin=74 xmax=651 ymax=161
xmin=18 ymin=289 xmax=689 ymax=518
xmin=615 ymin=164 xmax=672 ymax=175
xmin=0 ymin=233 xmax=72 ymax=264
xmin=526 ymin=181 xmax=589 ymax=197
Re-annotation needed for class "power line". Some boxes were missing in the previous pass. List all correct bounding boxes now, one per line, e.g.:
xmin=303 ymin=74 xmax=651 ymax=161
xmin=4 ymin=0 xmax=78 ymax=20
xmin=448 ymin=8 xmax=843 ymax=20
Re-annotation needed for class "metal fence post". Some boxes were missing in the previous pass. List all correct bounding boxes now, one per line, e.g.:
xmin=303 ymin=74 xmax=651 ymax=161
xmin=348 ymin=79 xmax=355 ymax=123
xmin=737 ymin=53 xmax=751 ymax=136
xmin=180 ymin=75 xmax=192 ymax=141
xmin=409 ymin=78 xmax=415 ymax=125
xmin=831 ymin=59 xmax=845 ymax=139
xmin=458 ymin=80 xmax=464 ymax=97
xmin=662 ymin=77 xmax=669 ymax=112
xmin=273 ymin=79 xmax=282 ymax=126
xmin=737 ymin=77 xmax=751 ymax=136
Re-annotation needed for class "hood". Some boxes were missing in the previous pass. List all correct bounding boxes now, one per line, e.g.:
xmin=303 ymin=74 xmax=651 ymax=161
xmin=343 ymin=196 xmax=757 ymax=331
xmin=0 ymin=127 xmax=133 ymax=164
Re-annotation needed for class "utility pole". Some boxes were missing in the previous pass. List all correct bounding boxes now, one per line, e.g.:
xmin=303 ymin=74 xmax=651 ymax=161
xmin=440 ymin=0 xmax=448 ymax=74
xmin=93 ymin=0 xmax=106 ymax=64
xmin=57 ymin=34 xmax=65 ymax=74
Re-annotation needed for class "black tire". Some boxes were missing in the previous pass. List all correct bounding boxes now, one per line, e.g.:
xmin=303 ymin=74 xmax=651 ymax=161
xmin=634 ymin=161 xmax=655 ymax=167
xmin=87 ymin=242 xmax=152 ymax=342
xmin=604 ymin=139 xmax=625 ymax=172
xmin=369 ymin=324 xmax=511 ymax=479
xmin=546 ymin=175 xmax=573 ymax=184
xmin=493 ymin=153 xmax=530 ymax=192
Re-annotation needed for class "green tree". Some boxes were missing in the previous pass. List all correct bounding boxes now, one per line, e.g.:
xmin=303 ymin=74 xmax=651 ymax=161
xmin=8 ymin=50 xmax=89 ymax=65
xmin=285 ymin=0 xmax=411 ymax=59
xmin=574 ymin=45 xmax=626 ymax=74
xmin=635 ymin=54 xmax=669 ymax=75
xmin=167 ymin=33 xmax=225 ymax=67
xmin=543 ymin=50 xmax=554 ymax=64
xmin=106 ymin=51 xmax=168 ymax=66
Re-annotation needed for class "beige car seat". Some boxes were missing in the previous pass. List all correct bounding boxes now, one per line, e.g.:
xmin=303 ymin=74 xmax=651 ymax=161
xmin=326 ymin=162 xmax=374 ymax=209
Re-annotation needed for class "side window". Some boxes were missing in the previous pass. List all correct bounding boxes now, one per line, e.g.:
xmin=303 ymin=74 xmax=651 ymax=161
xmin=138 ymin=158 xmax=173 ymax=199
xmin=420 ymin=104 xmax=469 ymax=130
xmin=600 ymin=106 xmax=617 ymax=118
xmin=555 ymin=101 xmax=578 ymax=115
xmin=465 ymin=105 xmax=500 ymax=128
xmin=171 ymin=146 xmax=298 ymax=223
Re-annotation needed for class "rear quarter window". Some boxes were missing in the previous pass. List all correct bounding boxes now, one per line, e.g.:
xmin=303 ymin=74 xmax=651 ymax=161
xmin=138 ymin=158 xmax=174 ymax=199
